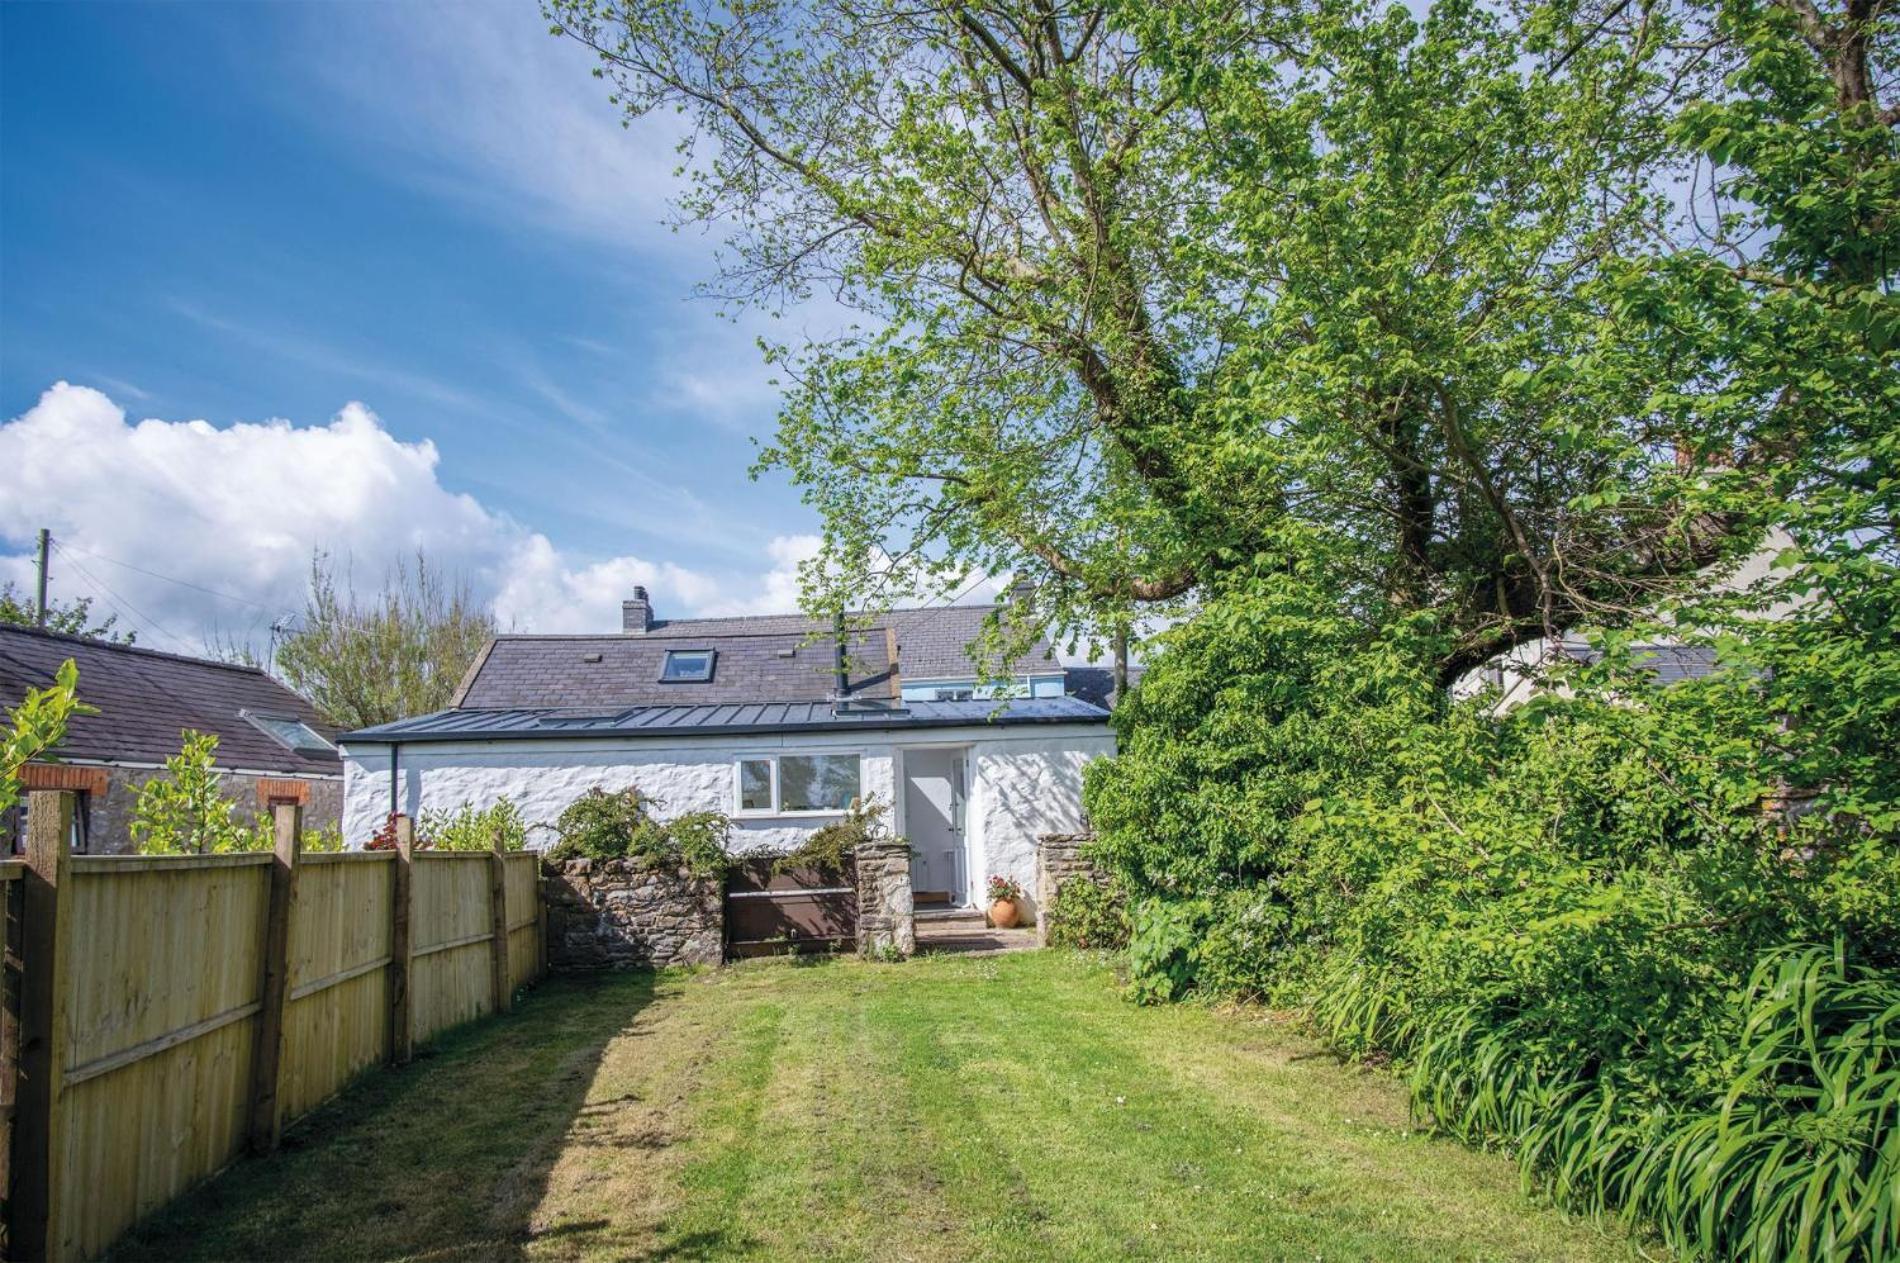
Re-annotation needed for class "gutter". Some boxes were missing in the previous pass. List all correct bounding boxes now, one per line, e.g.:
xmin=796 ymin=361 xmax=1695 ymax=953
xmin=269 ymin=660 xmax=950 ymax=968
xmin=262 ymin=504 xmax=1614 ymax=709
xmin=338 ymin=710 xmax=1111 ymax=747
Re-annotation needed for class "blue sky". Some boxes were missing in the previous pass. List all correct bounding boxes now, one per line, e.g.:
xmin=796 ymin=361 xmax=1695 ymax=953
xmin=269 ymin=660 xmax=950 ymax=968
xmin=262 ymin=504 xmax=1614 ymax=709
xmin=0 ymin=0 xmax=835 ymax=649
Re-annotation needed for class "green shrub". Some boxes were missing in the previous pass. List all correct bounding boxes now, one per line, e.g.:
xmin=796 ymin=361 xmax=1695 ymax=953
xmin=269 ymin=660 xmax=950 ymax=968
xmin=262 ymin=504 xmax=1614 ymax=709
xmin=1085 ymin=559 xmax=1900 ymax=1258
xmin=133 ymin=730 xmax=273 ymax=854
xmin=546 ymin=786 xmax=730 ymax=875
xmin=1125 ymin=897 xmax=1210 ymax=1005
xmin=418 ymin=796 xmax=530 ymax=852
xmin=771 ymin=796 xmax=890 ymax=874
xmin=1043 ymin=875 xmax=1130 ymax=950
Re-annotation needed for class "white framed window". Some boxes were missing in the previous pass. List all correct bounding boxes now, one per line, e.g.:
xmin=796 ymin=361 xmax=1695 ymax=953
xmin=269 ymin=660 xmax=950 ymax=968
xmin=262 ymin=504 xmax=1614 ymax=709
xmin=733 ymin=753 xmax=862 ymax=815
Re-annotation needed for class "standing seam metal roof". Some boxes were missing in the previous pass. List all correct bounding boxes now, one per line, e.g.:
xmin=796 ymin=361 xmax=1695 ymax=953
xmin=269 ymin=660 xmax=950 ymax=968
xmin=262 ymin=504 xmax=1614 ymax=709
xmin=342 ymin=696 xmax=1110 ymax=743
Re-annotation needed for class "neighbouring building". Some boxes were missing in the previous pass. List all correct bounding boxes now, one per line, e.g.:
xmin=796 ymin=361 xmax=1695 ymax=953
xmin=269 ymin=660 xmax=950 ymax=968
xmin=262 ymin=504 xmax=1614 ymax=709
xmin=0 ymin=624 xmax=343 ymax=853
xmin=339 ymin=589 xmax=1116 ymax=918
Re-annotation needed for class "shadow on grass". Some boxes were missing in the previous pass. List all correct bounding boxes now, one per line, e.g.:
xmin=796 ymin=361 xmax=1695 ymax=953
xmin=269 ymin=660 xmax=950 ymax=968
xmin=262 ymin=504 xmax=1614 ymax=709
xmin=104 ymin=970 xmax=666 ymax=1263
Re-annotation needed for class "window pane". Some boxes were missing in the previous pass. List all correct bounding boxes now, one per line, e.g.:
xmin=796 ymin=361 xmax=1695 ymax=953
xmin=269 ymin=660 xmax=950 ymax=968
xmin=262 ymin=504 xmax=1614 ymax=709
xmin=738 ymin=759 xmax=774 ymax=811
xmin=244 ymin=712 xmax=334 ymax=754
xmin=661 ymin=650 xmax=715 ymax=681
xmin=779 ymin=754 xmax=860 ymax=812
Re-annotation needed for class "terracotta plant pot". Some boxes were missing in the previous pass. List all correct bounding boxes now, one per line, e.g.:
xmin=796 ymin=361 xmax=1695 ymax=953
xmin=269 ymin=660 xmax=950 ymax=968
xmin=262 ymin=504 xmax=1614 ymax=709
xmin=989 ymin=898 xmax=1020 ymax=929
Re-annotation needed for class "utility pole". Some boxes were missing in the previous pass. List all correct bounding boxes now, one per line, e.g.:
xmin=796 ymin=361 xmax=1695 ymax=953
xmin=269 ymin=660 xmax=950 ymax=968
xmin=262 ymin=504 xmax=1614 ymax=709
xmin=34 ymin=528 xmax=50 ymax=629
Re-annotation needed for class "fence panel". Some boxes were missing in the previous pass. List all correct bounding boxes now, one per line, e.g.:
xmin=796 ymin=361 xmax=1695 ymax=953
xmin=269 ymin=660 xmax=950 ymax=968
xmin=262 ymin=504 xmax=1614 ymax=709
xmin=504 ymin=852 xmax=540 ymax=992
xmin=283 ymin=852 xmax=395 ymax=1120
xmin=59 ymin=854 xmax=272 ymax=1260
xmin=1 ymin=795 xmax=550 ymax=1261
xmin=409 ymin=854 xmax=495 ymax=1044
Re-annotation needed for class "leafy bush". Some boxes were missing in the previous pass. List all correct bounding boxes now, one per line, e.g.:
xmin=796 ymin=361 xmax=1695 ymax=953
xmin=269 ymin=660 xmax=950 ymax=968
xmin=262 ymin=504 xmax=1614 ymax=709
xmin=133 ymin=730 xmax=273 ymax=854
xmin=1086 ymin=555 xmax=1900 ymax=1257
xmin=417 ymin=796 xmax=530 ymax=852
xmin=546 ymin=786 xmax=730 ymax=875
xmin=1043 ymin=875 xmax=1130 ymax=950
xmin=770 ymin=796 xmax=889 ymax=874
xmin=1 ymin=658 xmax=91 ymax=817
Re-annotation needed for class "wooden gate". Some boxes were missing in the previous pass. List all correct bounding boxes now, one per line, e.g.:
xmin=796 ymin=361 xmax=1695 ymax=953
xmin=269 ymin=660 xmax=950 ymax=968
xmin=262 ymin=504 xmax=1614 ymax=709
xmin=724 ymin=858 xmax=857 ymax=958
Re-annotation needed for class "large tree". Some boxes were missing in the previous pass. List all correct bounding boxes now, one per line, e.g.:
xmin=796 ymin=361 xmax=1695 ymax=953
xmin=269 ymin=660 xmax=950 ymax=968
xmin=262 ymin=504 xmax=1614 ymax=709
xmin=274 ymin=553 xmax=497 ymax=729
xmin=548 ymin=0 xmax=1890 ymax=680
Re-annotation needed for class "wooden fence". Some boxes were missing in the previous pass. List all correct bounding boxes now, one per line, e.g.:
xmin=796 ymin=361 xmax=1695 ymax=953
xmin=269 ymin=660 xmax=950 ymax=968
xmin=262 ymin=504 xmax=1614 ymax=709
xmin=0 ymin=792 xmax=546 ymax=1261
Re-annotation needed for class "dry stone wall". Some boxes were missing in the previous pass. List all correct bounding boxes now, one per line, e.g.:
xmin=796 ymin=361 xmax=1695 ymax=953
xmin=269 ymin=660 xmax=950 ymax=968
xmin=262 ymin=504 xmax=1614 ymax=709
xmin=1036 ymin=832 xmax=1106 ymax=947
xmin=854 ymin=839 xmax=915 ymax=958
xmin=545 ymin=857 xmax=724 ymax=969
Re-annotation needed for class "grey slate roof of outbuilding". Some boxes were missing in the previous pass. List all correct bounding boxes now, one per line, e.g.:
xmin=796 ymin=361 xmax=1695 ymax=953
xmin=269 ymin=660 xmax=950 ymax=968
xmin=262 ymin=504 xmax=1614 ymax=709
xmin=344 ymin=696 xmax=1110 ymax=744
xmin=454 ymin=628 xmax=898 ymax=711
xmin=643 ymin=604 xmax=1058 ymax=679
xmin=0 ymin=624 xmax=340 ymax=774
xmin=452 ymin=603 xmax=1060 ymax=712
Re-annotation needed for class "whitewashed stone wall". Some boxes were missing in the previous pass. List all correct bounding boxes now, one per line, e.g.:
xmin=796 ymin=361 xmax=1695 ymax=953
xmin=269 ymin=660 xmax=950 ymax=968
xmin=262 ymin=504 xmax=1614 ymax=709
xmin=964 ymin=734 xmax=1115 ymax=920
xmin=339 ymin=733 xmax=897 ymax=853
xmin=340 ymin=725 xmax=1115 ymax=918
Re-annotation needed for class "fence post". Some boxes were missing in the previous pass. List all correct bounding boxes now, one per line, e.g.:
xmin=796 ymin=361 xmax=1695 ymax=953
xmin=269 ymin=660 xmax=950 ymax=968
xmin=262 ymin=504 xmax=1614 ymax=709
xmin=247 ymin=802 xmax=302 ymax=1155
xmin=535 ymin=862 xmax=549 ymax=980
xmin=14 ymin=790 xmax=74 ymax=1262
xmin=388 ymin=816 xmax=415 ymax=1065
xmin=487 ymin=830 xmax=510 ymax=1015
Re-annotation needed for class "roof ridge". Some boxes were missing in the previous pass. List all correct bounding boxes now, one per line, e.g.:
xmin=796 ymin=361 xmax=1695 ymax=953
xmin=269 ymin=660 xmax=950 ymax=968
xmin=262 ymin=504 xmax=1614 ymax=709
xmin=0 ymin=622 xmax=270 ymax=677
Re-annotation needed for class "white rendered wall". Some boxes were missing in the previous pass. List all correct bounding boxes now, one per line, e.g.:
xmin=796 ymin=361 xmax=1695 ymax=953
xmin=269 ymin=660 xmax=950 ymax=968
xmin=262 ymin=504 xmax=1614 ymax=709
xmin=965 ymin=734 xmax=1115 ymax=914
xmin=341 ymin=723 xmax=1113 ymax=902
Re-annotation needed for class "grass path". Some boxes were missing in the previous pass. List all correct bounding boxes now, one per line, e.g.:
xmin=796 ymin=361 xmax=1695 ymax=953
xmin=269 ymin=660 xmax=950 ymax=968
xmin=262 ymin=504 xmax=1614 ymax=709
xmin=109 ymin=952 xmax=1646 ymax=1262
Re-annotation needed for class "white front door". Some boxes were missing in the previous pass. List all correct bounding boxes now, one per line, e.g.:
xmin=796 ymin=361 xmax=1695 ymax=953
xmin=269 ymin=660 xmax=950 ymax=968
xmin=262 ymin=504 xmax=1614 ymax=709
xmin=904 ymin=748 xmax=968 ymax=906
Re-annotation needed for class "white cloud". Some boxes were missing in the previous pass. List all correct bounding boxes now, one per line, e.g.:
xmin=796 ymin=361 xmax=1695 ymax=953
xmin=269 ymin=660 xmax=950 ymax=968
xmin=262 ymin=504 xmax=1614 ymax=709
xmin=0 ymin=383 xmax=816 ymax=653
xmin=292 ymin=0 xmax=687 ymax=252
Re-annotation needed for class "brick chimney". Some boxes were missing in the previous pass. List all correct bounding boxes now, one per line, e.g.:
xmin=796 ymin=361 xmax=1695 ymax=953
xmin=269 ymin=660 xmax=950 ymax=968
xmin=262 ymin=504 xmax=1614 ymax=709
xmin=622 ymin=586 xmax=653 ymax=634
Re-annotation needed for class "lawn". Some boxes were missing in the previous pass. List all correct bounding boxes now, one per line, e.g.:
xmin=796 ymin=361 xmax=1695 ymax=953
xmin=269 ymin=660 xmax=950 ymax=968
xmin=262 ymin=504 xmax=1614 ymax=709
xmin=109 ymin=951 xmax=1644 ymax=1262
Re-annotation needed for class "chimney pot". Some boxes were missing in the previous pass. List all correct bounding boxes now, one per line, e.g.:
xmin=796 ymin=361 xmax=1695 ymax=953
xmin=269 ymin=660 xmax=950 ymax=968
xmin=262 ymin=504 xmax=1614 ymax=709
xmin=622 ymin=586 xmax=653 ymax=634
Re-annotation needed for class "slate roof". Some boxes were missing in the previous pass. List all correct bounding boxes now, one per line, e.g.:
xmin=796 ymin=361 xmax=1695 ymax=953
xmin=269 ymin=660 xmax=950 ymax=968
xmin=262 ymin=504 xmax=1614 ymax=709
xmin=345 ymin=696 xmax=1111 ymax=744
xmin=0 ymin=624 xmax=340 ymax=774
xmin=453 ymin=603 xmax=1062 ymax=712
xmin=455 ymin=628 xmax=898 ymax=711
xmin=642 ymin=604 xmax=1059 ymax=679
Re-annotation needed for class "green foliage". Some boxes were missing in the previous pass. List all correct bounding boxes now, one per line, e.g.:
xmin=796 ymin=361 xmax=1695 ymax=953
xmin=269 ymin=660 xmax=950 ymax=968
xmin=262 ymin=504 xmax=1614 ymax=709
xmin=771 ymin=797 xmax=890 ymax=875
xmin=132 ymin=730 xmax=273 ymax=854
xmin=0 ymin=658 xmax=92 ymax=817
xmin=547 ymin=786 xmax=731 ymax=875
xmin=1043 ymin=876 xmax=1131 ymax=951
xmin=301 ymin=823 xmax=345 ymax=853
xmin=417 ymin=797 xmax=531 ymax=852
xmin=275 ymin=551 xmax=496 ymax=729
xmin=0 ymin=581 xmax=133 ymax=643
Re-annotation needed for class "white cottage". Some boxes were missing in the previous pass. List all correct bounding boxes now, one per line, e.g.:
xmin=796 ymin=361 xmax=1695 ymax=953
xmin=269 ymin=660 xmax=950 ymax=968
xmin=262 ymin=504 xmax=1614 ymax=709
xmin=338 ymin=589 xmax=1115 ymax=916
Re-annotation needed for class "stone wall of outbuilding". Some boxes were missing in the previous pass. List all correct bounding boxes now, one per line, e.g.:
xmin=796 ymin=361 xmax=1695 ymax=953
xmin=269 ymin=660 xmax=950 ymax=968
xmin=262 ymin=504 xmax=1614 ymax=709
xmin=7 ymin=764 xmax=342 ymax=855
xmin=544 ymin=858 xmax=724 ymax=970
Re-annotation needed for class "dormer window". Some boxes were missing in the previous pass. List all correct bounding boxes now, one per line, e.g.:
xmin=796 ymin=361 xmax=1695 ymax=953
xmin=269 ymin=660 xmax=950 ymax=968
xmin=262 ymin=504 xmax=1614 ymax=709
xmin=659 ymin=649 xmax=716 ymax=682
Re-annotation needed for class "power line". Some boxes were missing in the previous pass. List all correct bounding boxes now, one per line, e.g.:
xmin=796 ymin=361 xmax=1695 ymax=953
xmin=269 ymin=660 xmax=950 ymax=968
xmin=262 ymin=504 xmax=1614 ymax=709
xmin=48 ymin=541 xmax=200 ymax=653
xmin=48 ymin=541 xmax=282 ymax=611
